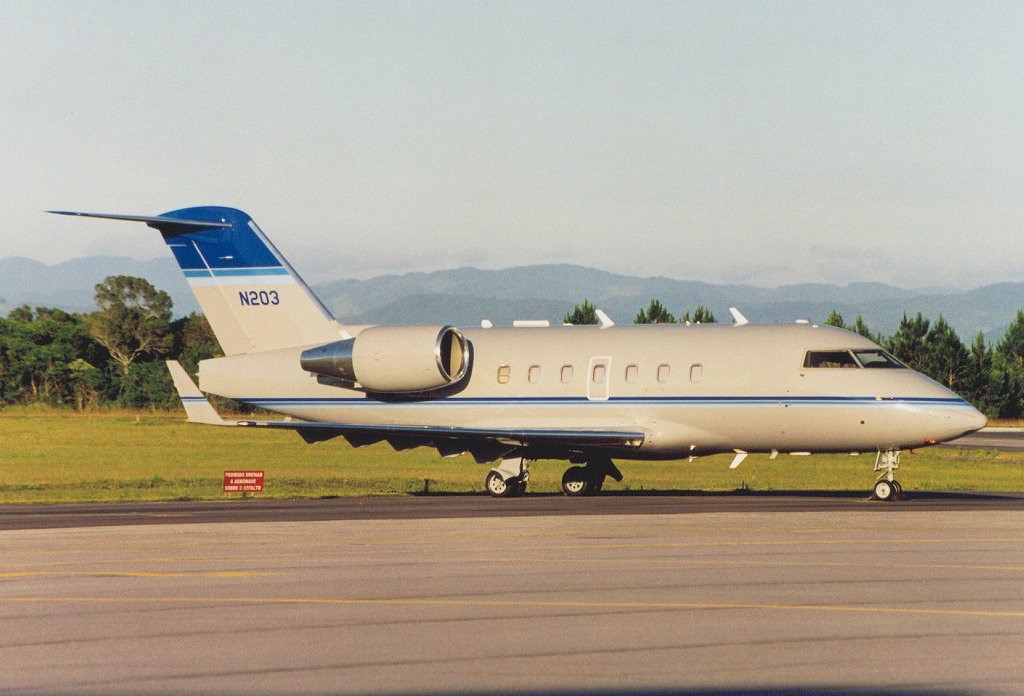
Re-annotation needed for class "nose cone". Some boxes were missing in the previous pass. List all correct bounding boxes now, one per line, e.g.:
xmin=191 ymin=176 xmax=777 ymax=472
xmin=960 ymin=404 xmax=989 ymax=435
xmin=927 ymin=399 xmax=987 ymax=444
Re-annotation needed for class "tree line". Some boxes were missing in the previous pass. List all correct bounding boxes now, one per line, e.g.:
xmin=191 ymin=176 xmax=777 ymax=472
xmin=565 ymin=298 xmax=1024 ymax=418
xmin=3 ymin=280 xmax=1024 ymax=418
xmin=0 ymin=276 xmax=219 ymax=411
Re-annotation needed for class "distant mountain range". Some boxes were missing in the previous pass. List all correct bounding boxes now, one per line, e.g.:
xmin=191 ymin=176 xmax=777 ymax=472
xmin=3 ymin=256 xmax=1023 ymax=341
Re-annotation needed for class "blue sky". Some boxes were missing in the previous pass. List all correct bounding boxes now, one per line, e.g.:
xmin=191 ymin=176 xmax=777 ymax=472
xmin=2 ymin=1 xmax=1022 ymax=288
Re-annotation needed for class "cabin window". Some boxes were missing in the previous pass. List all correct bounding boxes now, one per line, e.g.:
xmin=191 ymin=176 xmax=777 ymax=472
xmin=497 ymin=364 xmax=511 ymax=383
xmin=690 ymin=364 xmax=703 ymax=382
xmin=625 ymin=364 xmax=638 ymax=383
xmin=592 ymin=364 xmax=606 ymax=384
xmin=803 ymin=351 xmax=858 ymax=368
xmin=528 ymin=365 xmax=541 ymax=383
xmin=561 ymin=364 xmax=573 ymax=383
xmin=657 ymin=364 xmax=671 ymax=383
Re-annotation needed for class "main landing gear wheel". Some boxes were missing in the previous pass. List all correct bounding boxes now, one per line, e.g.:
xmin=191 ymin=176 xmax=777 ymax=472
xmin=561 ymin=458 xmax=621 ymax=497
xmin=486 ymin=471 xmax=513 ymax=498
xmin=484 ymin=457 xmax=530 ymax=498
xmin=561 ymin=466 xmax=592 ymax=496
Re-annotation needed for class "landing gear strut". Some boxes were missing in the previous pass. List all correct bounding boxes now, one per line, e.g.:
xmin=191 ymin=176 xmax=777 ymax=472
xmin=873 ymin=449 xmax=903 ymax=501
xmin=561 ymin=456 xmax=622 ymax=497
xmin=484 ymin=457 xmax=530 ymax=497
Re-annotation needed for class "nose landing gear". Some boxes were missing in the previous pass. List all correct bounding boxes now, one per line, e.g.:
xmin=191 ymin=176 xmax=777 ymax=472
xmin=873 ymin=449 xmax=903 ymax=501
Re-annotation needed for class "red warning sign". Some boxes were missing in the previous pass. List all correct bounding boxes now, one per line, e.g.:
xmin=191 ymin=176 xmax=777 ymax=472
xmin=224 ymin=470 xmax=264 ymax=493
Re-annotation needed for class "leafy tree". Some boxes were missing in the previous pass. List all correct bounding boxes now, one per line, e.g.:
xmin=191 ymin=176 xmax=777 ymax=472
xmin=564 ymin=299 xmax=599 ymax=325
xmin=172 ymin=313 xmax=222 ymax=375
xmin=681 ymin=305 xmax=716 ymax=324
xmin=117 ymin=361 xmax=177 ymax=410
xmin=921 ymin=316 xmax=971 ymax=392
xmin=68 ymin=358 xmax=104 ymax=411
xmin=996 ymin=310 xmax=1024 ymax=373
xmin=849 ymin=315 xmax=875 ymax=340
xmin=90 ymin=276 xmax=174 ymax=383
xmin=0 ymin=306 xmax=99 ymax=405
xmin=825 ymin=310 xmax=845 ymax=328
xmin=886 ymin=312 xmax=930 ymax=371
xmin=634 ymin=299 xmax=676 ymax=324
xmin=962 ymin=332 xmax=998 ymax=415
xmin=990 ymin=310 xmax=1024 ymax=418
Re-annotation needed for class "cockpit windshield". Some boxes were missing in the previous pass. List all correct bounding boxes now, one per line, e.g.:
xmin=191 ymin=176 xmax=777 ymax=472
xmin=803 ymin=349 xmax=906 ymax=369
xmin=852 ymin=349 xmax=905 ymax=368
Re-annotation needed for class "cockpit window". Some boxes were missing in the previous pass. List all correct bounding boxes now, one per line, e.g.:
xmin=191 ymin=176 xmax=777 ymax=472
xmin=852 ymin=349 xmax=906 ymax=368
xmin=803 ymin=349 xmax=907 ymax=369
xmin=803 ymin=351 xmax=859 ymax=368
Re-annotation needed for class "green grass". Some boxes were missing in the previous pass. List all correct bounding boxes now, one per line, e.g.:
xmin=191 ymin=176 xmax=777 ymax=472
xmin=1 ymin=408 xmax=1021 ymax=503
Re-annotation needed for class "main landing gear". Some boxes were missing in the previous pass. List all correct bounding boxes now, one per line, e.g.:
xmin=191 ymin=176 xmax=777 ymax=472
xmin=560 ymin=456 xmax=623 ymax=496
xmin=873 ymin=449 xmax=903 ymax=501
xmin=484 ymin=457 xmax=530 ymax=497
xmin=484 ymin=456 xmax=623 ymax=497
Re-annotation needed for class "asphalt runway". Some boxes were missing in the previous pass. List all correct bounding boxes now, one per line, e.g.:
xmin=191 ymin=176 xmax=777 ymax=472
xmin=2 ymin=495 xmax=1023 ymax=695
xmin=945 ymin=426 xmax=1024 ymax=451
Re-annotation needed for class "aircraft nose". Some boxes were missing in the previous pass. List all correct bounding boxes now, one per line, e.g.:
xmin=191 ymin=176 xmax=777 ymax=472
xmin=962 ymin=404 xmax=988 ymax=434
xmin=934 ymin=400 xmax=987 ymax=443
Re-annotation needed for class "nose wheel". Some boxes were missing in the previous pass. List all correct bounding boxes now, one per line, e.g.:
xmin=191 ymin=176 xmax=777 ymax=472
xmin=873 ymin=449 xmax=903 ymax=501
xmin=873 ymin=478 xmax=903 ymax=501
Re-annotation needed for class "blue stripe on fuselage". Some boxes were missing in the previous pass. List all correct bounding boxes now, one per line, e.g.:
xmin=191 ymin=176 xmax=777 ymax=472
xmin=234 ymin=395 xmax=971 ymax=409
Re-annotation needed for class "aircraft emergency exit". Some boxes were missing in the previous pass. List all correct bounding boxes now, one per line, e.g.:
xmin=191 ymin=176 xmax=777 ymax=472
xmin=51 ymin=207 xmax=987 ymax=500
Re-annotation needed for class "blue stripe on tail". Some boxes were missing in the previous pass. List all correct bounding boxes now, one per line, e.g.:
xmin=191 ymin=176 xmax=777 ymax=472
xmin=155 ymin=207 xmax=283 ymax=273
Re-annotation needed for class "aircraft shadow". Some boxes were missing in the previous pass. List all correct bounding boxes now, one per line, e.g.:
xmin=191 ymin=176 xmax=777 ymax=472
xmin=412 ymin=488 xmax=1021 ymax=502
xmin=409 ymin=688 xmax=981 ymax=696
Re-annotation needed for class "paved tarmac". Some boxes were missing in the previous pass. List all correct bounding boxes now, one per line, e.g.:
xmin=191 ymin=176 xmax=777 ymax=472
xmin=945 ymin=426 xmax=1024 ymax=451
xmin=2 ymin=490 xmax=1022 ymax=530
xmin=2 ymin=496 xmax=1023 ymax=695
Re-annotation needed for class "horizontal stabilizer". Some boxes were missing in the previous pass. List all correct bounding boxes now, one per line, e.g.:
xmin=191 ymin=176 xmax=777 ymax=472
xmin=165 ymin=361 xmax=228 ymax=426
xmin=48 ymin=210 xmax=231 ymax=233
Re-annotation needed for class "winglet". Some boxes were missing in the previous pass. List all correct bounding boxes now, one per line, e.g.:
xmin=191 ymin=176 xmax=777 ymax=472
xmin=729 ymin=450 xmax=748 ymax=469
xmin=729 ymin=307 xmax=749 ymax=326
xmin=596 ymin=309 xmax=615 ymax=328
xmin=165 ymin=361 xmax=230 ymax=426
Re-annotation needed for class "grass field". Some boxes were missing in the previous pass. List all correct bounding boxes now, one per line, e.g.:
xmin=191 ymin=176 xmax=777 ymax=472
xmin=1 ymin=408 xmax=1022 ymax=503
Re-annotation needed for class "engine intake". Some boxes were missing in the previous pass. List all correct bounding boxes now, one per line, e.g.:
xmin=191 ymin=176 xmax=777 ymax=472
xmin=300 ymin=325 xmax=470 ymax=394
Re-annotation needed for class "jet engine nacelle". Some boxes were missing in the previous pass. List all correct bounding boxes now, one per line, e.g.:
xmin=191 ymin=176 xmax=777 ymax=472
xmin=300 ymin=325 xmax=470 ymax=394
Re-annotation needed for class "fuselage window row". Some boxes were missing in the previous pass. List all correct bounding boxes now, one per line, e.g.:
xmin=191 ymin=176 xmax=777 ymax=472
xmin=496 ymin=362 xmax=709 ymax=385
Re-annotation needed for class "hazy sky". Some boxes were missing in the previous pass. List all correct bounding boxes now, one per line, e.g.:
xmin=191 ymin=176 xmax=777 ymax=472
xmin=3 ymin=1 xmax=1022 ymax=288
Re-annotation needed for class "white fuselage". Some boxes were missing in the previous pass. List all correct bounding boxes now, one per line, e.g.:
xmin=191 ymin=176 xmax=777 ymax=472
xmin=198 ymin=322 xmax=986 ymax=459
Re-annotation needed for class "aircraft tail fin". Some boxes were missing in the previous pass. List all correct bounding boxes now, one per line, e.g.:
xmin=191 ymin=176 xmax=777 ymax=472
xmin=51 ymin=207 xmax=344 ymax=355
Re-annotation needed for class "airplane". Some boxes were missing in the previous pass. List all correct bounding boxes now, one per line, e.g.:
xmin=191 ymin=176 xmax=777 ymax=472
xmin=51 ymin=206 xmax=988 ymax=500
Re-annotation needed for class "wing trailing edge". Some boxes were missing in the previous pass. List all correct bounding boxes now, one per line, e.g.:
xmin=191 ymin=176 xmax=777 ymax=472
xmin=164 ymin=362 xmax=645 ymax=462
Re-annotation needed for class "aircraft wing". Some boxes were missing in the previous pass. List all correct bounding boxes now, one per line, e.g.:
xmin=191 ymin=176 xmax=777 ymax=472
xmin=240 ymin=419 xmax=645 ymax=462
xmin=167 ymin=361 xmax=645 ymax=462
